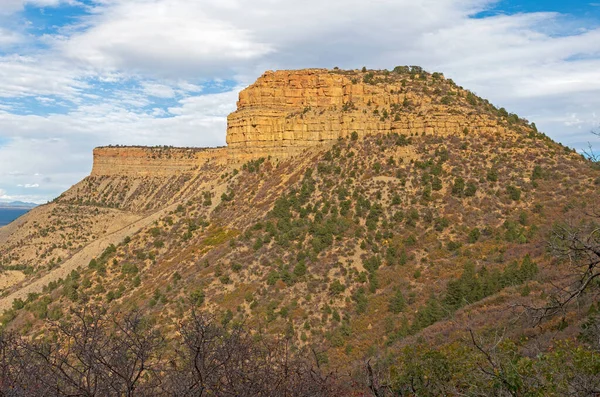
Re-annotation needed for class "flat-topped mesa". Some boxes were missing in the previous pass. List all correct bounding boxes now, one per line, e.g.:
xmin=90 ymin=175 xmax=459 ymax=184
xmin=226 ymin=68 xmax=517 ymax=160
xmin=91 ymin=146 xmax=228 ymax=176
xmin=92 ymin=68 xmax=533 ymax=175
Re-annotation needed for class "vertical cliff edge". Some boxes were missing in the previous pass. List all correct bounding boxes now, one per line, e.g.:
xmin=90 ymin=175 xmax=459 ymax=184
xmin=93 ymin=68 xmax=529 ymax=174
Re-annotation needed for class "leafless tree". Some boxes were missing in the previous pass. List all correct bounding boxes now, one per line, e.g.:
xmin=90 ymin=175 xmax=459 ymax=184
xmin=582 ymin=129 xmax=600 ymax=163
xmin=0 ymin=306 xmax=163 ymax=396
xmin=0 ymin=331 xmax=33 ymax=396
xmin=525 ymin=207 xmax=600 ymax=328
xmin=0 ymin=308 xmax=348 ymax=396
xmin=161 ymin=310 xmax=345 ymax=397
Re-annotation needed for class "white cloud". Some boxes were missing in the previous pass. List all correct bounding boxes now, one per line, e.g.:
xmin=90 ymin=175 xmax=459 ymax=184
xmin=0 ymin=28 xmax=23 ymax=48
xmin=59 ymin=0 xmax=273 ymax=78
xmin=0 ymin=0 xmax=600 ymax=202
xmin=176 ymin=82 xmax=203 ymax=93
xmin=0 ymin=0 xmax=32 ymax=15
xmin=0 ymin=55 xmax=89 ymax=99
xmin=141 ymin=82 xmax=176 ymax=98
xmin=0 ymin=88 xmax=237 ymax=201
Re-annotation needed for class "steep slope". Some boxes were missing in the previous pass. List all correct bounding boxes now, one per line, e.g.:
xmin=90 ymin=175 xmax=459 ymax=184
xmin=0 ymin=67 xmax=598 ymax=375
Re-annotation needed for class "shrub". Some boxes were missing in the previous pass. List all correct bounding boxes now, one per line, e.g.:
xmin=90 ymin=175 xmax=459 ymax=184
xmin=531 ymin=165 xmax=544 ymax=180
xmin=352 ymin=288 xmax=368 ymax=313
xmin=221 ymin=191 xmax=234 ymax=202
xmin=466 ymin=91 xmax=478 ymax=106
xmin=363 ymin=72 xmax=375 ymax=85
xmin=149 ymin=227 xmax=161 ymax=237
xmin=369 ymin=272 xmax=379 ymax=294
xmin=486 ymin=168 xmax=498 ymax=182
xmin=451 ymin=177 xmax=465 ymax=196
xmin=231 ymin=263 xmax=242 ymax=272
xmin=447 ymin=241 xmax=462 ymax=251
xmin=329 ymin=280 xmax=346 ymax=296
xmin=468 ymin=228 xmax=481 ymax=243
xmin=464 ymin=182 xmax=477 ymax=197
xmin=396 ymin=134 xmax=410 ymax=146
xmin=506 ymin=185 xmax=521 ymax=201
xmin=190 ymin=289 xmax=205 ymax=306
xmin=393 ymin=65 xmax=410 ymax=74
xmin=243 ymin=158 xmax=265 ymax=173
xmin=267 ymin=271 xmax=279 ymax=286
xmin=62 ymin=280 xmax=79 ymax=302
xmin=219 ymin=275 xmax=231 ymax=285
xmin=12 ymin=298 xmax=25 ymax=311
xmin=434 ymin=217 xmax=450 ymax=231
xmin=121 ymin=263 xmax=139 ymax=275
xmin=293 ymin=262 xmax=307 ymax=277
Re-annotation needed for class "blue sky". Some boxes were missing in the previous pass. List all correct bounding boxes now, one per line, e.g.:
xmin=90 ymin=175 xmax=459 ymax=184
xmin=0 ymin=0 xmax=599 ymax=203
xmin=482 ymin=0 xmax=600 ymax=17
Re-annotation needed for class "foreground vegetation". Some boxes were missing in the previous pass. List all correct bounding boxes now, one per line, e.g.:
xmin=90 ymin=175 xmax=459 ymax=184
xmin=0 ymin=300 xmax=598 ymax=396
xmin=2 ymin=204 xmax=599 ymax=395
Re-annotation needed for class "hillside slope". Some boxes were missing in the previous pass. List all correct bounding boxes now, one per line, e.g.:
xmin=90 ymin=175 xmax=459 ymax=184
xmin=0 ymin=68 xmax=598 ymax=378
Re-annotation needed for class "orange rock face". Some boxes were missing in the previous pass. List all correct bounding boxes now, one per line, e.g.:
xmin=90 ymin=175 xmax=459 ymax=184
xmin=91 ymin=147 xmax=228 ymax=176
xmin=225 ymin=69 xmax=510 ymax=160
xmin=93 ymin=68 xmax=514 ymax=175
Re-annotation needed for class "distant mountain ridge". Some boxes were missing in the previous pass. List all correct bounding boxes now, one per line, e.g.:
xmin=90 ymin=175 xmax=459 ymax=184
xmin=0 ymin=201 xmax=38 ymax=209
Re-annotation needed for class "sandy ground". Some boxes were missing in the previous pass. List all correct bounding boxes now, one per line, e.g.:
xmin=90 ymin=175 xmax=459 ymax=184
xmin=0 ymin=271 xmax=26 ymax=291
xmin=0 ymin=204 xmax=179 ymax=312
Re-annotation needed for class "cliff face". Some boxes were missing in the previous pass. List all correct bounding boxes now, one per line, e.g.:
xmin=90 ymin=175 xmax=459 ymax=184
xmin=226 ymin=69 xmax=512 ymax=160
xmin=91 ymin=68 xmax=522 ymax=175
xmin=91 ymin=147 xmax=228 ymax=176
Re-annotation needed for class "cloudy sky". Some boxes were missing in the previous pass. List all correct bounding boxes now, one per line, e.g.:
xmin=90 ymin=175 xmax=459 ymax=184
xmin=0 ymin=0 xmax=599 ymax=203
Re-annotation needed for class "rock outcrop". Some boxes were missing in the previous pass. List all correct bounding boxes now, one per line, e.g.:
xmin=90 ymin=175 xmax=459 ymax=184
xmin=226 ymin=69 xmax=513 ymax=160
xmin=92 ymin=68 xmax=521 ymax=174
xmin=91 ymin=146 xmax=228 ymax=176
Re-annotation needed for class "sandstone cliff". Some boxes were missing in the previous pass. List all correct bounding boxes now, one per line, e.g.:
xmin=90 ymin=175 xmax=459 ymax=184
xmin=226 ymin=69 xmax=519 ymax=160
xmin=93 ymin=68 xmax=528 ymax=174
xmin=91 ymin=146 xmax=228 ymax=177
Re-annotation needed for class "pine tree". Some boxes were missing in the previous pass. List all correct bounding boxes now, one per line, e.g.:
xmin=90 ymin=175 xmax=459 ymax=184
xmin=413 ymin=296 xmax=445 ymax=331
xmin=519 ymin=254 xmax=538 ymax=280
xmin=501 ymin=260 xmax=521 ymax=286
xmin=389 ymin=290 xmax=406 ymax=314
xmin=443 ymin=280 xmax=463 ymax=310
xmin=460 ymin=262 xmax=482 ymax=303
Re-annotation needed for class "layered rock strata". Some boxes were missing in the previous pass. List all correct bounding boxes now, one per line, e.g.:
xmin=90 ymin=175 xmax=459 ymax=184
xmin=91 ymin=147 xmax=228 ymax=176
xmin=226 ymin=69 xmax=509 ymax=160
xmin=93 ymin=68 xmax=514 ymax=174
